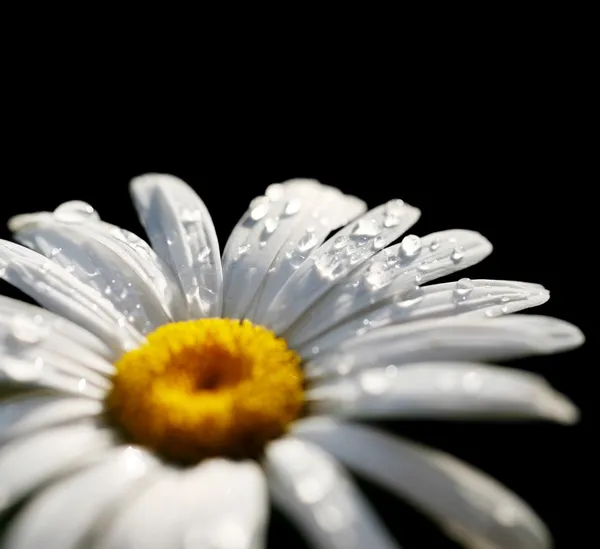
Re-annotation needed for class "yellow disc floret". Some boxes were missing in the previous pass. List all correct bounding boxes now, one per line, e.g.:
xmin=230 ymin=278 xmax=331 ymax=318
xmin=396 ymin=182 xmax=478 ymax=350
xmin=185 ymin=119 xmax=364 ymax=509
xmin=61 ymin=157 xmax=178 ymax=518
xmin=106 ymin=319 xmax=303 ymax=464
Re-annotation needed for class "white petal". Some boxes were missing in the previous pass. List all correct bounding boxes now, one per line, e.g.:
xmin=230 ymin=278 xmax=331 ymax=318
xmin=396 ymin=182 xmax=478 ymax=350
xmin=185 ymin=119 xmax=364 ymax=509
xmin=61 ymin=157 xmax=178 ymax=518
xmin=264 ymin=437 xmax=399 ymax=549
xmin=97 ymin=458 xmax=268 ymax=549
xmin=0 ymin=240 xmax=143 ymax=353
xmin=11 ymin=209 xmax=186 ymax=333
xmin=296 ymin=279 xmax=548 ymax=355
xmin=0 ymin=294 xmax=117 ymax=365
xmin=0 ymin=422 xmax=116 ymax=515
xmin=305 ymin=315 xmax=584 ymax=379
xmin=221 ymin=179 xmax=366 ymax=321
xmin=288 ymin=229 xmax=492 ymax=349
xmin=265 ymin=199 xmax=421 ymax=334
xmin=294 ymin=418 xmax=552 ymax=549
xmin=307 ymin=362 xmax=579 ymax=424
xmin=2 ymin=445 xmax=159 ymax=549
xmin=130 ymin=173 xmax=223 ymax=318
xmin=0 ymin=394 xmax=103 ymax=443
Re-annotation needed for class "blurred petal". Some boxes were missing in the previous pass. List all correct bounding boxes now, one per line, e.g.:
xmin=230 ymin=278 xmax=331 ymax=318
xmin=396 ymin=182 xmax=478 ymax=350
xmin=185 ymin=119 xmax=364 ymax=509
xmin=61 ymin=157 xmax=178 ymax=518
xmin=2 ymin=446 xmax=159 ymax=549
xmin=264 ymin=437 xmax=399 ymax=549
xmin=305 ymin=315 xmax=584 ymax=379
xmin=0 ymin=422 xmax=115 ymax=515
xmin=307 ymin=362 xmax=579 ymax=424
xmin=295 ymin=418 xmax=551 ymax=549
xmin=97 ymin=458 xmax=268 ymax=549
xmin=0 ymin=241 xmax=143 ymax=353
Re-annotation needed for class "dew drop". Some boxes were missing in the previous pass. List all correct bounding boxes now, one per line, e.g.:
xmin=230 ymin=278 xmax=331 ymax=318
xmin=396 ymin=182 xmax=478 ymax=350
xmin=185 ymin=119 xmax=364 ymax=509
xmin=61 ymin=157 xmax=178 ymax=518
xmin=352 ymin=218 xmax=381 ymax=236
xmin=373 ymin=236 xmax=386 ymax=250
xmin=234 ymin=243 xmax=251 ymax=260
xmin=399 ymin=235 xmax=422 ymax=258
xmin=500 ymin=295 xmax=511 ymax=303
xmin=50 ymin=247 xmax=61 ymax=257
xmin=429 ymin=237 xmax=440 ymax=251
xmin=10 ymin=314 xmax=50 ymax=345
xmin=265 ymin=183 xmax=284 ymax=201
xmin=196 ymin=246 xmax=211 ymax=263
xmin=364 ymin=261 xmax=392 ymax=290
xmin=249 ymin=197 xmax=270 ymax=221
xmin=283 ymin=199 xmax=302 ymax=216
xmin=385 ymin=199 xmax=405 ymax=217
xmin=263 ymin=217 xmax=279 ymax=234
xmin=53 ymin=201 xmax=100 ymax=224
xmin=286 ymin=249 xmax=307 ymax=268
xmin=451 ymin=246 xmax=464 ymax=263
xmin=396 ymin=287 xmax=425 ymax=309
xmin=360 ymin=370 xmax=389 ymax=395
xmin=333 ymin=236 xmax=349 ymax=249
xmin=454 ymin=278 xmax=474 ymax=300
xmin=297 ymin=231 xmax=318 ymax=252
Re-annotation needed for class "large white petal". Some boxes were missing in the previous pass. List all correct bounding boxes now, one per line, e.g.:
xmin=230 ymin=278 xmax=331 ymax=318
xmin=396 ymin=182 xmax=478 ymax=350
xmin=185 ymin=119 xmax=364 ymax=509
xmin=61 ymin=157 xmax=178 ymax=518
xmin=307 ymin=362 xmax=579 ymax=424
xmin=264 ymin=199 xmax=421 ymax=334
xmin=305 ymin=315 xmax=584 ymax=379
xmin=10 ymin=205 xmax=186 ymax=333
xmin=0 ymin=394 xmax=103 ymax=443
xmin=294 ymin=418 xmax=551 ymax=549
xmin=97 ymin=458 xmax=268 ymax=549
xmin=130 ymin=173 xmax=223 ymax=318
xmin=2 ymin=445 xmax=160 ymax=549
xmin=296 ymin=279 xmax=548 ymax=356
xmin=221 ymin=179 xmax=366 ymax=321
xmin=0 ymin=240 xmax=143 ymax=353
xmin=0 ymin=295 xmax=117 ymax=375
xmin=288 ymin=229 xmax=493 ymax=349
xmin=0 ymin=422 xmax=116 ymax=515
xmin=264 ymin=437 xmax=399 ymax=549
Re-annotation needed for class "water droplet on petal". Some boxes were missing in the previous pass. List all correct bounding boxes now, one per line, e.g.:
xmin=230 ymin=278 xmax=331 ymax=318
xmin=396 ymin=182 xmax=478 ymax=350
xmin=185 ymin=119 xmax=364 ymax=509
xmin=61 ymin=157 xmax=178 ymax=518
xmin=234 ymin=243 xmax=251 ymax=260
xmin=451 ymin=246 xmax=464 ymax=263
xmin=283 ymin=199 xmax=302 ymax=216
xmin=196 ymin=246 xmax=211 ymax=263
xmin=333 ymin=236 xmax=349 ymax=249
xmin=373 ymin=236 xmax=386 ymax=249
xmin=429 ymin=237 xmax=440 ymax=251
xmin=10 ymin=314 xmax=50 ymax=344
xmin=286 ymin=249 xmax=307 ymax=268
xmin=395 ymin=287 xmax=425 ymax=309
xmin=352 ymin=218 xmax=381 ymax=236
xmin=360 ymin=370 xmax=389 ymax=394
xmin=265 ymin=183 xmax=284 ymax=201
xmin=501 ymin=295 xmax=511 ymax=303
xmin=250 ymin=201 xmax=269 ymax=221
xmin=399 ymin=235 xmax=422 ymax=258
xmin=53 ymin=201 xmax=100 ymax=224
xmin=264 ymin=217 xmax=279 ymax=234
xmin=454 ymin=277 xmax=474 ymax=300
xmin=297 ymin=231 xmax=318 ymax=252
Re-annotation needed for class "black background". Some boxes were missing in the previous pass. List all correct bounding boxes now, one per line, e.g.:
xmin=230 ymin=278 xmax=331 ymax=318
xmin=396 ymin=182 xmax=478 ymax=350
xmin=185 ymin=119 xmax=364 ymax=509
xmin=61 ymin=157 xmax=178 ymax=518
xmin=1 ymin=47 xmax=593 ymax=548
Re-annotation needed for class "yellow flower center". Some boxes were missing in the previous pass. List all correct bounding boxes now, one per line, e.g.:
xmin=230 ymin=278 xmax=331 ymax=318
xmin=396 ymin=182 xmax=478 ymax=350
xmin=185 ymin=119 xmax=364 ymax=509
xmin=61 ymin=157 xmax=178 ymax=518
xmin=106 ymin=319 xmax=304 ymax=464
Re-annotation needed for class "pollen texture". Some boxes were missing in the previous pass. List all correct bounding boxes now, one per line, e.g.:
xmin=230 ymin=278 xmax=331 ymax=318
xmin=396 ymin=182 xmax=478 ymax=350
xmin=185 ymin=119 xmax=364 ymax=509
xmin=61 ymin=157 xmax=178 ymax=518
xmin=106 ymin=319 xmax=304 ymax=464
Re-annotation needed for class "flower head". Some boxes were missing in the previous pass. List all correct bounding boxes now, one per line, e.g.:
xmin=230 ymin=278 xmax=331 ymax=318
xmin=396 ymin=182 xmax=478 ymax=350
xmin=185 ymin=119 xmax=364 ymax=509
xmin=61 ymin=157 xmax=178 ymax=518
xmin=0 ymin=175 xmax=583 ymax=549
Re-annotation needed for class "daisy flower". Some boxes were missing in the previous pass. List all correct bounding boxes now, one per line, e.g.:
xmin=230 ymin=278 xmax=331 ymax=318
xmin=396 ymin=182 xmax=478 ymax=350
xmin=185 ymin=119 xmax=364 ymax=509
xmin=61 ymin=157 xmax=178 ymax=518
xmin=0 ymin=175 xmax=583 ymax=549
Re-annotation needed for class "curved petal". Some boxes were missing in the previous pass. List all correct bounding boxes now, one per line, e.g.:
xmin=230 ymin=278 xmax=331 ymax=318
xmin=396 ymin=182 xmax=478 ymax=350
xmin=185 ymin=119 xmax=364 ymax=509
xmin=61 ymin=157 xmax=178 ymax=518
xmin=264 ymin=437 xmax=399 ymax=549
xmin=0 ymin=241 xmax=143 ymax=353
xmin=97 ymin=458 xmax=268 ymax=549
xmin=296 ymin=279 xmax=548 ymax=355
xmin=288 ymin=230 xmax=493 ymax=349
xmin=0 ymin=295 xmax=117 ymax=372
xmin=265 ymin=199 xmax=421 ymax=334
xmin=10 ymin=207 xmax=186 ymax=333
xmin=2 ymin=445 xmax=159 ymax=549
xmin=0 ymin=394 xmax=103 ymax=443
xmin=294 ymin=418 xmax=551 ymax=549
xmin=304 ymin=315 xmax=584 ymax=379
xmin=221 ymin=179 xmax=366 ymax=321
xmin=0 ymin=422 xmax=116 ymax=515
xmin=307 ymin=362 xmax=579 ymax=424
xmin=130 ymin=173 xmax=223 ymax=318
